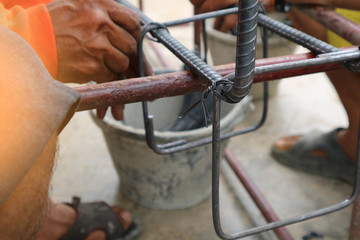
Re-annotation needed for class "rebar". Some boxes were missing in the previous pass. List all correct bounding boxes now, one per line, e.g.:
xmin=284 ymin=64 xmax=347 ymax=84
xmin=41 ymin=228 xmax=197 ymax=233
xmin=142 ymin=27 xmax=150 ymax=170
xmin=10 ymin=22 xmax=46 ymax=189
xmin=117 ymin=0 xmax=222 ymax=86
xmin=258 ymin=13 xmax=337 ymax=54
xmin=296 ymin=5 xmax=360 ymax=45
xmin=222 ymin=0 xmax=258 ymax=103
xmin=225 ymin=148 xmax=294 ymax=240
xmin=83 ymin=3 xmax=360 ymax=238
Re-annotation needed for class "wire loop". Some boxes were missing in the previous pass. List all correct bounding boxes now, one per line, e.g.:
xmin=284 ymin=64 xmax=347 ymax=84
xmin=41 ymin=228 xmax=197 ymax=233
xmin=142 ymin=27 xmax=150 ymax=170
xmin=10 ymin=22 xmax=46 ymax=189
xmin=141 ymin=22 xmax=169 ymax=42
xmin=178 ymin=77 xmax=234 ymax=127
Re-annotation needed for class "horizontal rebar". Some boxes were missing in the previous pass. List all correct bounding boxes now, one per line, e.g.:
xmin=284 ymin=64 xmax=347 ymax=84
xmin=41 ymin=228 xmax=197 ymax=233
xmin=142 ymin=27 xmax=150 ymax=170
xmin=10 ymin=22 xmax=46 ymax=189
xmin=75 ymin=47 xmax=359 ymax=111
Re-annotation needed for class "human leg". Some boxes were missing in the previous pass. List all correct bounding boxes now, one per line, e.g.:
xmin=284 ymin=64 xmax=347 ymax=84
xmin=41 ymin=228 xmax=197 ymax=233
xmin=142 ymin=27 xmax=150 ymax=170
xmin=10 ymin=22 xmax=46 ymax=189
xmin=285 ymin=7 xmax=359 ymax=161
xmin=0 ymin=26 xmax=139 ymax=240
xmin=327 ymin=69 xmax=360 ymax=162
xmin=0 ymin=135 xmax=58 ymax=240
xmin=0 ymin=24 xmax=79 ymax=239
xmin=271 ymin=8 xmax=360 ymax=183
xmin=0 ymin=133 xmax=136 ymax=240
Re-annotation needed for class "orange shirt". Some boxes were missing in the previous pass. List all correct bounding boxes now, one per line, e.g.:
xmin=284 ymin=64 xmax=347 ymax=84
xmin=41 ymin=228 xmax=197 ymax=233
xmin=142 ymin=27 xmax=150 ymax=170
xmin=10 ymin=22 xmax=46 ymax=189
xmin=0 ymin=0 xmax=57 ymax=77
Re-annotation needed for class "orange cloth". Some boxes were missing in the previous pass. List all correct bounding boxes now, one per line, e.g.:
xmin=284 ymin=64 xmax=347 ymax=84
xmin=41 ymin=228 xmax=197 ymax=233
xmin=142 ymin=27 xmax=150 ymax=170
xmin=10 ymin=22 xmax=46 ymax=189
xmin=0 ymin=0 xmax=57 ymax=77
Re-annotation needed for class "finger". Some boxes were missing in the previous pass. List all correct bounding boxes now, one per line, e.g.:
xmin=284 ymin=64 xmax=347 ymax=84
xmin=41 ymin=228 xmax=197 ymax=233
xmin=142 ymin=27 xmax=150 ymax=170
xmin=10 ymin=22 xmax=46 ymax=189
xmin=200 ymin=0 xmax=238 ymax=13
xmin=111 ymin=105 xmax=125 ymax=121
xmin=81 ymin=37 xmax=117 ymax=83
xmin=113 ymin=52 xmax=137 ymax=79
xmin=107 ymin=4 xmax=141 ymax=41
xmin=106 ymin=19 xmax=139 ymax=55
xmin=189 ymin=0 xmax=205 ymax=7
xmin=111 ymin=206 xmax=132 ymax=231
xmin=93 ymin=68 xmax=117 ymax=83
xmin=214 ymin=16 xmax=225 ymax=31
xmin=198 ymin=1 xmax=216 ymax=12
xmin=123 ymin=53 xmax=153 ymax=79
xmin=218 ymin=14 xmax=237 ymax=33
xmin=96 ymin=108 xmax=108 ymax=119
xmin=104 ymin=47 xmax=130 ymax=74
xmin=72 ymin=59 xmax=116 ymax=83
xmin=123 ymin=63 xmax=138 ymax=79
xmin=82 ymin=29 xmax=132 ymax=81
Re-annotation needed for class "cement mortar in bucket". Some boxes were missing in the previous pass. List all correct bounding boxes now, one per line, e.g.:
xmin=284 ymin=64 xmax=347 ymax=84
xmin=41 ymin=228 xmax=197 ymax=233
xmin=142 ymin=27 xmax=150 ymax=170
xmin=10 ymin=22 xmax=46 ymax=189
xmin=206 ymin=13 xmax=297 ymax=100
xmin=91 ymin=96 xmax=251 ymax=210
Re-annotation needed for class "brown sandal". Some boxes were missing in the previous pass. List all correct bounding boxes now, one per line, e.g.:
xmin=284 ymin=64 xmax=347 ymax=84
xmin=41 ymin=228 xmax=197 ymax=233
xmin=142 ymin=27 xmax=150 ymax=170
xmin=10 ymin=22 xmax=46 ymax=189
xmin=59 ymin=197 xmax=142 ymax=240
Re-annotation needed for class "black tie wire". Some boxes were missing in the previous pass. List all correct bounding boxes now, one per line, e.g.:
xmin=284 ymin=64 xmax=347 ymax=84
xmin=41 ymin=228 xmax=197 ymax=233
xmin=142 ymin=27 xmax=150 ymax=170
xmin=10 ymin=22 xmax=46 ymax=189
xmin=115 ymin=1 xmax=360 ymax=239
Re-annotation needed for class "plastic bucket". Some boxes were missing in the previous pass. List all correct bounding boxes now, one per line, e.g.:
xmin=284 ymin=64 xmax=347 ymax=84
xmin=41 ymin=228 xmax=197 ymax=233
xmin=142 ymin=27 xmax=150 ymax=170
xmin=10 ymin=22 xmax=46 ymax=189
xmin=91 ymin=96 xmax=251 ymax=209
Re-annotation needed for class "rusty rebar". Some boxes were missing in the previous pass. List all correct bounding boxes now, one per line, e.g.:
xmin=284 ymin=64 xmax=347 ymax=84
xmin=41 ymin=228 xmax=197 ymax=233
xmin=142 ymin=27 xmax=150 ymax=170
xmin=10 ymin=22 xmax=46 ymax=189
xmin=75 ymin=49 xmax=350 ymax=111
xmin=225 ymin=148 xmax=294 ymax=240
xmin=296 ymin=5 xmax=360 ymax=45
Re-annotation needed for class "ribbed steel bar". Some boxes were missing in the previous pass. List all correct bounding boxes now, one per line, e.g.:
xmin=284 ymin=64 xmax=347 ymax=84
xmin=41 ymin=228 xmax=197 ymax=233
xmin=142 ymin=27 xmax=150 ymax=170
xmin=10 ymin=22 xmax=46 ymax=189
xmin=163 ymin=6 xmax=360 ymax=73
xmin=117 ymin=0 xmax=222 ymax=85
xmin=258 ymin=12 xmax=337 ymax=54
xmin=75 ymin=47 xmax=358 ymax=111
xmin=115 ymin=0 xmax=259 ymax=155
xmin=225 ymin=48 xmax=360 ymax=81
xmin=164 ymin=6 xmax=359 ymax=72
xmin=163 ymin=6 xmax=358 ymax=55
xmin=258 ymin=11 xmax=359 ymax=71
xmin=222 ymin=0 xmax=258 ymax=103
xmin=118 ymin=0 xmax=228 ymax=154
xmin=296 ymin=5 xmax=360 ymax=45
xmin=164 ymin=5 xmax=360 ymax=46
xmin=119 ymin=0 xmax=259 ymax=105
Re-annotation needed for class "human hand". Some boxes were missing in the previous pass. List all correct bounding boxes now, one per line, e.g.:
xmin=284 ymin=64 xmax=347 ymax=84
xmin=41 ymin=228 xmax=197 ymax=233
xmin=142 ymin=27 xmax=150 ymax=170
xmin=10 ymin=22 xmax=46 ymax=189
xmin=190 ymin=0 xmax=238 ymax=33
xmin=190 ymin=0 xmax=238 ymax=13
xmin=47 ymin=0 xmax=142 ymax=84
xmin=96 ymin=53 xmax=153 ymax=121
xmin=190 ymin=0 xmax=275 ymax=33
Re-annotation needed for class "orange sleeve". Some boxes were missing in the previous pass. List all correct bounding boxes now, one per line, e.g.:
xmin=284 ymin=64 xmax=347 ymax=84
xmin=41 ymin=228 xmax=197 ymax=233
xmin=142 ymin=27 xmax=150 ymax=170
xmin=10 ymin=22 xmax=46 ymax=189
xmin=2 ymin=0 xmax=52 ymax=9
xmin=0 ymin=1 xmax=57 ymax=77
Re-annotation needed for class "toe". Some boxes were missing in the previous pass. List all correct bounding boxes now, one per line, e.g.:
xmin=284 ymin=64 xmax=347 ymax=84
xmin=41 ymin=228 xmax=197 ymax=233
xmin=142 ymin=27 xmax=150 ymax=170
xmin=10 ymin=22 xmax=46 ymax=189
xmin=273 ymin=135 xmax=302 ymax=151
xmin=112 ymin=206 xmax=132 ymax=231
xmin=85 ymin=207 xmax=132 ymax=240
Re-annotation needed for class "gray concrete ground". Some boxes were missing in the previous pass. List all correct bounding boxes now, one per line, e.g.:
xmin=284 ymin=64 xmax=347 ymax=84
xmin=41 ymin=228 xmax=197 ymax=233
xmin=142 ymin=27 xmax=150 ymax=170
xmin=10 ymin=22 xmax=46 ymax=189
xmin=51 ymin=1 xmax=354 ymax=239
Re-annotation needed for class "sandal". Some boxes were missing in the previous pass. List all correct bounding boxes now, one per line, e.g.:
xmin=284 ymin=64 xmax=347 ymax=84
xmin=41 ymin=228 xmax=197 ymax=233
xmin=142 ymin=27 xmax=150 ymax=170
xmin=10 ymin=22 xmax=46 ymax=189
xmin=271 ymin=128 xmax=356 ymax=185
xmin=59 ymin=197 xmax=143 ymax=240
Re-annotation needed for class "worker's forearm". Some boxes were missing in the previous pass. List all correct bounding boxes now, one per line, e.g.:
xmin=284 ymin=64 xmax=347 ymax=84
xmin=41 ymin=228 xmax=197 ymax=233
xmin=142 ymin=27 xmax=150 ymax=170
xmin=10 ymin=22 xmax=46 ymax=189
xmin=285 ymin=0 xmax=360 ymax=10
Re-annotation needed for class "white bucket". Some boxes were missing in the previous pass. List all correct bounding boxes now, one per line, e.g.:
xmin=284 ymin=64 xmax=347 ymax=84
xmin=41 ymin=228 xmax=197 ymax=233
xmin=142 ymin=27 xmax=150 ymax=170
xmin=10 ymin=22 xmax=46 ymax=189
xmin=91 ymin=96 xmax=251 ymax=210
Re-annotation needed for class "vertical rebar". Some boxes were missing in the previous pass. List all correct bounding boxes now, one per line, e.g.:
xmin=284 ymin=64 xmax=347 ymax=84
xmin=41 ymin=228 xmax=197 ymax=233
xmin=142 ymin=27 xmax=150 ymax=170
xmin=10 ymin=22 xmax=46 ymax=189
xmin=222 ymin=0 xmax=259 ymax=103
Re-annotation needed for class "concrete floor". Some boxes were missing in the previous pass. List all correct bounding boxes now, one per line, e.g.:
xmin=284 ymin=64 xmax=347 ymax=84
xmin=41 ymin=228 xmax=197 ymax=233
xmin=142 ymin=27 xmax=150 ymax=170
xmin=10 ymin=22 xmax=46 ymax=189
xmin=51 ymin=1 xmax=355 ymax=239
